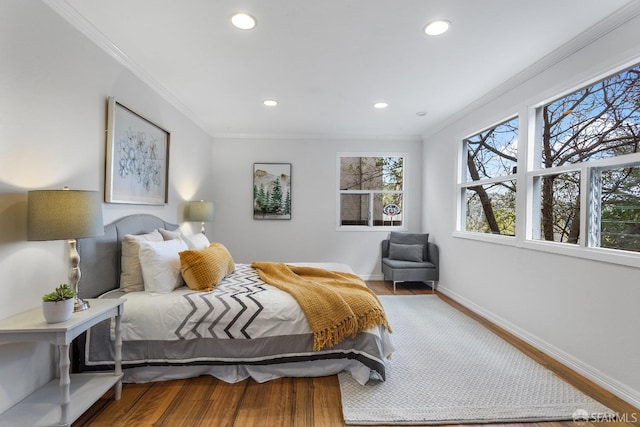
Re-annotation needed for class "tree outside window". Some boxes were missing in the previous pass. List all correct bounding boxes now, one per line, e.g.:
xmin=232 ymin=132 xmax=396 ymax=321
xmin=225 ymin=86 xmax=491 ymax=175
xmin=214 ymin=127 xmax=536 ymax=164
xmin=462 ymin=117 xmax=518 ymax=236
xmin=533 ymin=64 xmax=640 ymax=250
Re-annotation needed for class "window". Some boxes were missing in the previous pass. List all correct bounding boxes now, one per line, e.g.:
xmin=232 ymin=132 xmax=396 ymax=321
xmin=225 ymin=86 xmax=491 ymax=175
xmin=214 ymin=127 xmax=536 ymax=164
xmin=459 ymin=117 xmax=518 ymax=236
xmin=455 ymin=63 xmax=640 ymax=263
xmin=338 ymin=155 xmax=404 ymax=229
xmin=593 ymin=165 xmax=640 ymax=251
xmin=531 ymin=64 xmax=640 ymax=251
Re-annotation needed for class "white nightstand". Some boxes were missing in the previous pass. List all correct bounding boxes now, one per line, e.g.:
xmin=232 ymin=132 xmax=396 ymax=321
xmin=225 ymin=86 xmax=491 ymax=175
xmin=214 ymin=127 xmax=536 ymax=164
xmin=0 ymin=298 xmax=125 ymax=427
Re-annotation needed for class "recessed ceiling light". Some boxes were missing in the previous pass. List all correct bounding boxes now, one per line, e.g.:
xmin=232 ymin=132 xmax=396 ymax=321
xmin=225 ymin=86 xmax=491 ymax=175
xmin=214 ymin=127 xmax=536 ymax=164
xmin=416 ymin=111 xmax=428 ymax=117
xmin=424 ymin=19 xmax=451 ymax=36
xmin=263 ymin=99 xmax=278 ymax=107
xmin=373 ymin=102 xmax=389 ymax=109
xmin=231 ymin=12 xmax=257 ymax=30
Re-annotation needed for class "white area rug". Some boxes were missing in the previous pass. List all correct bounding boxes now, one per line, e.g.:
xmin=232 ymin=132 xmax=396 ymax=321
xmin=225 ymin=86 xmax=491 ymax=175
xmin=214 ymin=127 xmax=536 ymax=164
xmin=339 ymin=295 xmax=614 ymax=425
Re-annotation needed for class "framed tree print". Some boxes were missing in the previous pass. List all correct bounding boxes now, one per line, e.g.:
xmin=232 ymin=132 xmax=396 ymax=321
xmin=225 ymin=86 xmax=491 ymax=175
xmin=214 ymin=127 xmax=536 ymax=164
xmin=253 ymin=163 xmax=291 ymax=219
xmin=105 ymin=97 xmax=170 ymax=204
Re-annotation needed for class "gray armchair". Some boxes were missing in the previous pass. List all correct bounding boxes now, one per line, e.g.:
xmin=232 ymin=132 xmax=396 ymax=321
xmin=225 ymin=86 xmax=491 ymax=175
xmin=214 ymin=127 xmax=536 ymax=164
xmin=381 ymin=232 xmax=439 ymax=293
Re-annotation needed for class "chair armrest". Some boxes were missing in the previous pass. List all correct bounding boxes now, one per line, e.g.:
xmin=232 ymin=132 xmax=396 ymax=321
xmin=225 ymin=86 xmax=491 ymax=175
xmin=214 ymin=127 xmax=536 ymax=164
xmin=426 ymin=242 xmax=439 ymax=267
xmin=381 ymin=239 xmax=390 ymax=257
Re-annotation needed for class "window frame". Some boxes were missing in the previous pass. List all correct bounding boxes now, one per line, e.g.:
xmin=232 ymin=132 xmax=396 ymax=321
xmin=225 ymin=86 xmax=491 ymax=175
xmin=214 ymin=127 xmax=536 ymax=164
xmin=454 ymin=59 xmax=640 ymax=269
xmin=526 ymin=152 xmax=640 ymax=246
xmin=456 ymin=116 xmax=519 ymax=238
xmin=336 ymin=152 xmax=408 ymax=231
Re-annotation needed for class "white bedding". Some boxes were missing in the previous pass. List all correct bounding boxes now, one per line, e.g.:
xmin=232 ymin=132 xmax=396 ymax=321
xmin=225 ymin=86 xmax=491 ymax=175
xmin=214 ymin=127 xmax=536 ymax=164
xmin=88 ymin=262 xmax=394 ymax=385
xmin=108 ymin=262 xmax=356 ymax=342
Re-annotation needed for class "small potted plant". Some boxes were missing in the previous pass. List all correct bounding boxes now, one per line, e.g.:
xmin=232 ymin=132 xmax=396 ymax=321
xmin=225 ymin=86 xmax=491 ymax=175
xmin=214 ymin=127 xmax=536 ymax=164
xmin=42 ymin=284 xmax=75 ymax=323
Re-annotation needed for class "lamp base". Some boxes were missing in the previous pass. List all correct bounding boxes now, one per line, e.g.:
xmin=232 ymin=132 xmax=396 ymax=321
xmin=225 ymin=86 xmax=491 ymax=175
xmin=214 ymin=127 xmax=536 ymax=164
xmin=69 ymin=239 xmax=90 ymax=312
xmin=74 ymin=296 xmax=90 ymax=312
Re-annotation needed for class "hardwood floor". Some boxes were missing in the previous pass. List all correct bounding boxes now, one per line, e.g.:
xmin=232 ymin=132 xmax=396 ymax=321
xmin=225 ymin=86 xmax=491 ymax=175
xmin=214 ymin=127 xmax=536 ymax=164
xmin=73 ymin=281 xmax=639 ymax=427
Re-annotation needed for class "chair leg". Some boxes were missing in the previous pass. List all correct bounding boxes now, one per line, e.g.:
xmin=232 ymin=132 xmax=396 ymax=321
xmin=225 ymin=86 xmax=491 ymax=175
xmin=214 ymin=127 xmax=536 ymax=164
xmin=393 ymin=281 xmax=398 ymax=294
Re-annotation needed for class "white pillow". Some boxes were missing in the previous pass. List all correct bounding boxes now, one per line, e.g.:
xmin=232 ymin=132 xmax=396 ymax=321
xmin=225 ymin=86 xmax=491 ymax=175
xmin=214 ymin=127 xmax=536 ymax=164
xmin=158 ymin=228 xmax=182 ymax=240
xmin=138 ymin=239 xmax=188 ymax=294
xmin=181 ymin=233 xmax=210 ymax=250
xmin=120 ymin=230 xmax=163 ymax=292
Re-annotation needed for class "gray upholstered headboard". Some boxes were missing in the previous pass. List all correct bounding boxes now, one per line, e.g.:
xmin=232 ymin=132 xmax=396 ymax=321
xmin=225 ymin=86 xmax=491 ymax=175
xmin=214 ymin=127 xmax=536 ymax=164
xmin=77 ymin=214 xmax=178 ymax=298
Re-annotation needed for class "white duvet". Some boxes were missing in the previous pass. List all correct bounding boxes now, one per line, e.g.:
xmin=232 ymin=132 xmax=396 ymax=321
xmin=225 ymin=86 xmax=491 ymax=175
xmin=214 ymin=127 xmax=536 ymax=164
xmin=108 ymin=262 xmax=362 ymax=343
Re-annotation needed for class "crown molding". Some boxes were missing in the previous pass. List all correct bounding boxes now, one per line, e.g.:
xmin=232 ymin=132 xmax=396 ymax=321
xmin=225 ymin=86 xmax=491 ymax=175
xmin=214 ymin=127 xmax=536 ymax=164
xmin=42 ymin=0 xmax=212 ymax=136
xmin=43 ymin=0 xmax=421 ymax=142
xmin=422 ymin=0 xmax=640 ymax=140
xmin=43 ymin=0 xmax=640 ymax=144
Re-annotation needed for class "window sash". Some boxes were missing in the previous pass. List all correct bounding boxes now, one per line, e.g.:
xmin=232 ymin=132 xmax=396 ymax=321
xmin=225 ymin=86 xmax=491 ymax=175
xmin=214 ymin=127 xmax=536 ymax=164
xmin=464 ymin=116 xmax=519 ymax=182
xmin=527 ymin=156 xmax=640 ymax=250
xmin=534 ymin=64 xmax=640 ymax=170
xmin=460 ymin=179 xmax=516 ymax=236
xmin=338 ymin=154 xmax=406 ymax=230
xmin=339 ymin=190 xmax=403 ymax=227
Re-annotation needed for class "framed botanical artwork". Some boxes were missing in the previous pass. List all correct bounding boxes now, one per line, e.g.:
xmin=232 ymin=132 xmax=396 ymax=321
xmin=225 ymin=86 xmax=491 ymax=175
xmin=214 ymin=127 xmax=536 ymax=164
xmin=253 ymin=163 xmax=291 ymax=220
xmin=105 ymin=97 xmax=170 ymax=204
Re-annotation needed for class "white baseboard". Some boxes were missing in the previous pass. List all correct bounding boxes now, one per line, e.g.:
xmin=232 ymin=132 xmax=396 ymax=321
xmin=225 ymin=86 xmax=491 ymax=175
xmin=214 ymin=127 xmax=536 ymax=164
xmin=437 ymin=285 xmax=640 ymax=410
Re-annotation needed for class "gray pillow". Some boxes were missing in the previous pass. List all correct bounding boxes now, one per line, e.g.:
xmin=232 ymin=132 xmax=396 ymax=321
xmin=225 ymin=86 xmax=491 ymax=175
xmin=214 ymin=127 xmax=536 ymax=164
xmin=389 ymin=242 xmax=424 ymax=262
xmin=390 ymin=232 xmax=429 ymax=260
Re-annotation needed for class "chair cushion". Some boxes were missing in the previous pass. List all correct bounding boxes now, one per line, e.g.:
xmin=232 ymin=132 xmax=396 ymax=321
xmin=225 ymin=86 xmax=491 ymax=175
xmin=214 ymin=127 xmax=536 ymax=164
xmin=382 ymin=257 xmax=435 ymax=269
xmin=389 ymin=242 xmax=423 ymax=262
xmin=390 ymin=232 xmax=429 ymax=260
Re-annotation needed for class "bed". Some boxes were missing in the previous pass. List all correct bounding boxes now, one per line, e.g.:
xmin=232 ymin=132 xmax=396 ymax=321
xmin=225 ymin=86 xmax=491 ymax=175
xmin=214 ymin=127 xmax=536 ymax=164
xmin=75 ymin=214 xmax=393 ymax=385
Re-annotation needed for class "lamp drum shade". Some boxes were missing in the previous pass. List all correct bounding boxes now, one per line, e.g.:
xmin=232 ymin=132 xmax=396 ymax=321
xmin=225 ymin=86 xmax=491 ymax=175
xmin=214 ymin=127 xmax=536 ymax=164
xmin=186 ymin=201 xmax=215 ymax=222
xmin=28 ymin=190 xmax=104 ymax=241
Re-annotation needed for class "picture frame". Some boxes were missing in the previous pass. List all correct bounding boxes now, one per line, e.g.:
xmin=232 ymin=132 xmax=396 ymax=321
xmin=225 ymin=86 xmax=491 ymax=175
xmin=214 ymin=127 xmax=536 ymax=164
xmin=253 ymin=163 xmax=291 ymax=220
xmin=105 ymin=97 xmax=170 ymax=205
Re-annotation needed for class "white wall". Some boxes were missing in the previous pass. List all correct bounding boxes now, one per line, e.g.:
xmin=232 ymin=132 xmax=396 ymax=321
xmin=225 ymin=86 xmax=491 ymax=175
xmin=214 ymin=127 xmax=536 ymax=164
xmin=7 ymin=0 xmax=635 ymax=416
xmin=0 ymin=0 xmax=214 ymax=412
xmin=423 ymin=14 xmax=640 ymax=407
xmin=210 ymin=136 xmax=423 ymax=278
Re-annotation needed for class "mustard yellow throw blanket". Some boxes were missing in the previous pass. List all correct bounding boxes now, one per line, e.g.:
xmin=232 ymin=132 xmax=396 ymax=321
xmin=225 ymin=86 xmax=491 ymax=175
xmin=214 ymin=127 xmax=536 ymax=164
xmin=251 ymin=262 xmax=391 ymax=351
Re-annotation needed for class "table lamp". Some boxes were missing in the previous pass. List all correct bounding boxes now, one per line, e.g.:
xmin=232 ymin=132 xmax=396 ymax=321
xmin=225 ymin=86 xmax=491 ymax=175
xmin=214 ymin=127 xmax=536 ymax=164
xmin=27 ymin=188 xmax=104 ymax=312
xmin=186 ymin=200 xmax=214 ymax=234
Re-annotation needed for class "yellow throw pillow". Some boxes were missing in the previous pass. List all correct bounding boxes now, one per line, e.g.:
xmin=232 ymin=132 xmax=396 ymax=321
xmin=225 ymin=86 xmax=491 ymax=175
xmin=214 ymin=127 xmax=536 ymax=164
xmin=179 ymin=243 xmax=235 ymax=291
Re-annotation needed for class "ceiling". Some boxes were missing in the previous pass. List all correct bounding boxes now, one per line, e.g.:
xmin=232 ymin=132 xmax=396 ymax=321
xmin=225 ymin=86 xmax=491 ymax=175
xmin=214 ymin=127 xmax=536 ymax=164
xmin=46 ymin=0 xmax=637 ymax=139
